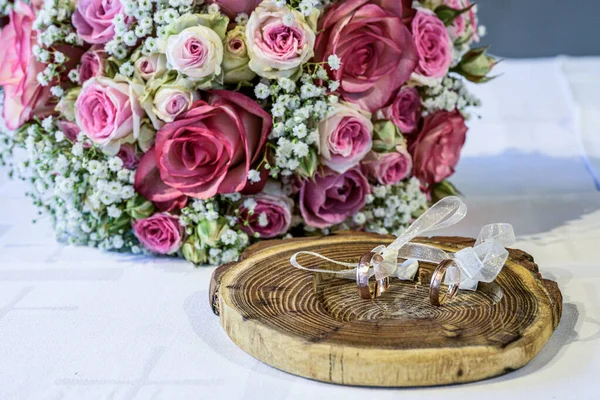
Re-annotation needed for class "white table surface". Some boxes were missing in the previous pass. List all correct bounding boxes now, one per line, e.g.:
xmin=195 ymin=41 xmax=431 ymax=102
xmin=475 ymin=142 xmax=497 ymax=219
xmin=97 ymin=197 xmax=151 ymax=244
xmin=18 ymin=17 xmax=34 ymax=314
xmin=1 ymin=57 xmax=599 ymax=399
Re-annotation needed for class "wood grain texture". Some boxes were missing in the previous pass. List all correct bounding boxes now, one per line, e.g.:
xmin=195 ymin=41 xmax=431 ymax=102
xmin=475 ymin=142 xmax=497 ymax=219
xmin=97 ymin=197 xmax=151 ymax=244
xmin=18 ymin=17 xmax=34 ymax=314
xmin=210 ymin=233 xmax=562 ymax=387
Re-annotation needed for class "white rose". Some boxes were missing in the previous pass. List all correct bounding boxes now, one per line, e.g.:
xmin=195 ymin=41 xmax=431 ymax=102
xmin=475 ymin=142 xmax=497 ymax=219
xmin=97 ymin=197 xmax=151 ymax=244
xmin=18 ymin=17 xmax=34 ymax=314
xmin=134 ymin=54 xmax=167 ymax=81
xmin=246 ymin=1 xmax=317 ymax=79
xmin=153 ymin=87 xmax=199 ymax=123
xmin=166 ymin=26 xmax=224 ymax=80
xmin=318 ymin=102 xmax=373 ymax=173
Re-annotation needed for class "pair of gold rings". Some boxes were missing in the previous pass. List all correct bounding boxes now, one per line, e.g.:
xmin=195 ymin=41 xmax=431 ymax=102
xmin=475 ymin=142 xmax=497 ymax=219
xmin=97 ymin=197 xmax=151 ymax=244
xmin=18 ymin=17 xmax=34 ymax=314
xmin=355 ymin=253 xmax=460 ymax=306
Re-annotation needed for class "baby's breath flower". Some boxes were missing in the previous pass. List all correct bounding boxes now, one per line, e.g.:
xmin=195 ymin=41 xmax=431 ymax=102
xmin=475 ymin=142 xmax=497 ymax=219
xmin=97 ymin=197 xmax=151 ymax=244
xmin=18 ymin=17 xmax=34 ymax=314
xmin=119 ymin=61 xmax=135 ymax=77
xmin=254 ymin=83 xmax=270 ymax=99
xmin=327 ymin=54 xmax=341 ymax=70
xmin=248 ymin=169 xmax=261 ymax=183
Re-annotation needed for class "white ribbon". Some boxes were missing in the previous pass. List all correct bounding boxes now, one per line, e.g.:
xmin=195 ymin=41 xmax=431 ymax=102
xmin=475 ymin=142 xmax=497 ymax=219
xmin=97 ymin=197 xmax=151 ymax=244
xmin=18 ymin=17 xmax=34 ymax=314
xmin=289 ymin=196 xmax=516 ymax=291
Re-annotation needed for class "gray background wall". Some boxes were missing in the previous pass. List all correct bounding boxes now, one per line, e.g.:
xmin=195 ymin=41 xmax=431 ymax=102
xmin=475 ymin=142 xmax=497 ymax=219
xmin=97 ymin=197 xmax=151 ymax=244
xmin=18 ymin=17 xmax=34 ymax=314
xmin=476 ymin=0 xmax=600 ymax=57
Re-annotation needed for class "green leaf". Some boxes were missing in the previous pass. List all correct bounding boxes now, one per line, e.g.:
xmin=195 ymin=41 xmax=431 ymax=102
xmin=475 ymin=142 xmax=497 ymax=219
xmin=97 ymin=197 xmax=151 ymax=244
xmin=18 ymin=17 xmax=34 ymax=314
xmin=435 ymin=4 xmax=475 ymax=27
xmin=430 ymin=180 xmax=461 ymax=203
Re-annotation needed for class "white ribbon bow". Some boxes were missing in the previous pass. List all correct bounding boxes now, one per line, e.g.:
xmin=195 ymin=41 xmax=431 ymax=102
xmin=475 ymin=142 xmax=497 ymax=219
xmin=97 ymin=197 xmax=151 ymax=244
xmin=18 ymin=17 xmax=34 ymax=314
xmin=289 ymin=196 xmax=516 ymax=291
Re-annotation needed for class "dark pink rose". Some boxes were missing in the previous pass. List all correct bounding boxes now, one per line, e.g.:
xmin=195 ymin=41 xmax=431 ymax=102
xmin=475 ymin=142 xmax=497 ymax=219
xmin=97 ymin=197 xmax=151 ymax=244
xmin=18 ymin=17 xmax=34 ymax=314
xmin=384 ymin=87 xmax=421 ymax=134
xmin=207 ymin=0 xmax=262 ymax=18
xmin=55 ymin=120 xmax=81 ymax=143
xmin=361 ymin=148 xmax=412 ymax=185
xmin=412 ymin=10 xmax=452 ymax=79
xmin=410 ymin=109 xmax=467 ymax=185
xmin=116 ymin=143 xmax=140 ymax=169
xmin=318 ymin=102 xmax=373 ymax=173
xmin=238 ymin=182 xmax=293 ymax=239
xmin=133 ymin=213 xmax=184 ymax=255
xmin=0 ymin=1 xmax=52 ymax=130
xmin=299 ymin=167 xmax=370 ymax=229
xmin=72 ymin=0 xmax=123 ymax=44
xmin=79 ymin=46 xmax=107 ymax=84
xmin=314 ymin=0 xmax=418 ymax=112
xmin=135 ymin=90 xmax=271 ymax=211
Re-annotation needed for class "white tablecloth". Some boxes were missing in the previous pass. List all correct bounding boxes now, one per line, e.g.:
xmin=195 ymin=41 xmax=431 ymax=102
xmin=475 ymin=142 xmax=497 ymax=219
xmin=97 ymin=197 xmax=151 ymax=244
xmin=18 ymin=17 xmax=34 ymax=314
xmin=1 ymin=58 xmax=599 ymax=399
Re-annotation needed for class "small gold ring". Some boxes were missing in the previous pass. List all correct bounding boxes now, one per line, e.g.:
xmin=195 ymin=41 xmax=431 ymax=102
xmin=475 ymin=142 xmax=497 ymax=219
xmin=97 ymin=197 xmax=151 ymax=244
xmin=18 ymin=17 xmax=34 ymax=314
xmin=356 ymin=252 xmax=389 ymax=299
xmin=429 ymin=259 xmax=460 ymax=306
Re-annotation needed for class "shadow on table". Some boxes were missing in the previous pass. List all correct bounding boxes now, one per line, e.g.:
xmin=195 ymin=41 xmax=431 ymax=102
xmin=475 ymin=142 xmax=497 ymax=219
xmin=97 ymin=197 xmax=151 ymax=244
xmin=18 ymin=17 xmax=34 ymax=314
xmin=184 ymin=290 xmax=297 ymax=396
xmin=469 ymin=264 xmax=600 ymax=386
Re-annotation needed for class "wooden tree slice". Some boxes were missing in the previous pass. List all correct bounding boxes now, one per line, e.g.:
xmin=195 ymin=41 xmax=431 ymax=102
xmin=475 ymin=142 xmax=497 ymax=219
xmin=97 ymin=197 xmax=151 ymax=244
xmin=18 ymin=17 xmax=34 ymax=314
xmin=209 ymin=233 xmax=562 ymax=387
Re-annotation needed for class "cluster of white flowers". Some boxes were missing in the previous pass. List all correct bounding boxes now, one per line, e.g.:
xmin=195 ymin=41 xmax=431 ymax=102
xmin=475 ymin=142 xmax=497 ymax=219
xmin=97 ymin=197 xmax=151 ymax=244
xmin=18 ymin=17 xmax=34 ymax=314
xmin=255 ymin=63 xmax=340 ymax=177
xmin=284 ymin=0 xmax=327 ymax=16
xmin=0 ymin=91 xmax=13 ymax=167
xmin=179 ymin=197 xmax=250 ymax=265
xmin=32 ymin=0 xmax=80 ymax=93
xmin=105 ymin=0 xmax=204 ymax=59
xmin=422 ymin=76 xmax=481 ymax=119
xmin=11 ymin=117 xmax=140 ymax=252
xmin=362 ymin=178 xmax=428 ymax=237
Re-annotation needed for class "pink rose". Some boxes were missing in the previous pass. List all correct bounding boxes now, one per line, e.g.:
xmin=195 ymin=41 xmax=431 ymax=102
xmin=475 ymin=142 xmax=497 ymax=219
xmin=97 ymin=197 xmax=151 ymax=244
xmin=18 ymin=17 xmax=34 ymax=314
xmin=410 ymin=109 xmax=467 ymax=185
xmin=75 ymin=77 xmax=143 ymax=152
xmin=207 ymin=0 xmax=262 ymax=18
xmin=135 ymin=90 xmax=271 ymax=211
xmin=0 ymin=1 xmax=52 ymax=130
xmin=318 ymin=102 xmax=373 ymax=173
xmin=134 ymin=54 xmax=166 ymax=81
xmin=238 ymin=182 xmax=293 ymax=239
xmin=314 ymin=0 xmax=418 ymax=112
xmin=133 ymin=213 xmax=184 ymax=255
xmin=384 ymin=87 xmax=421 ymax=134
xmin=116 ymin=143 xmax=140 ymax=169
xmin=412 ymin=10 xmax=452 ymax=79
xmin=361 ymin=148 xmax=412 ymax=186
xmin=299 ymin=167 xmax=370 ymax=229
xmin=72 ymin=0 xmax=123 ymax=44
xmin=79 ymin=46 xmax=107 ymax=84
xmin=444 ymin=0 xmax=479 ymax=42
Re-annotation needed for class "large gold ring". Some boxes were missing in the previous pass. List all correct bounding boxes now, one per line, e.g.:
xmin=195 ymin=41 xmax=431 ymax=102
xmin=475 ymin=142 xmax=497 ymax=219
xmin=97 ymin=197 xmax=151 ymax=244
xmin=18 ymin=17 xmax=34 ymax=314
xmin=356 ymin=252 xmax=389 ymax=299
xmin=429 ymin=259 xmax=460 ymax=306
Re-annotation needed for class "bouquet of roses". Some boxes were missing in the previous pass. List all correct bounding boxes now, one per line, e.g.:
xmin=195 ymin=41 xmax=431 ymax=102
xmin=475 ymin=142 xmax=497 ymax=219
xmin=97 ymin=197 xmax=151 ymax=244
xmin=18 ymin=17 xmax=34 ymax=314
xmin=0 ymin=0 xmax=495 ymax=264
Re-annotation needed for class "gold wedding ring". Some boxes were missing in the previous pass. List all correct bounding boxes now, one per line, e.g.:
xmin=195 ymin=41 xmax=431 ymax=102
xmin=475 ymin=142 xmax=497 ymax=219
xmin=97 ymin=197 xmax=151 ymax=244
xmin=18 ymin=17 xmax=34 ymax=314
xmin=429 ymin=259 xmax=460 ymax=306
xmin=356 ymin=252 xmax=389 ymax=299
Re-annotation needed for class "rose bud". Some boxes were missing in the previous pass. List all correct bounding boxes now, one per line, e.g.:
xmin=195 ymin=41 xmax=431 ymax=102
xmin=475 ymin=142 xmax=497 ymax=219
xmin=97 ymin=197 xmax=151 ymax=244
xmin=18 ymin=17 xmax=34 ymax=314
xmin=371 ymin=120 xmax=406 ymax=153
xmin=152 ymin=86 xmax=198 ymax=123
xmin=79 ymin=46 xmax=107 ymax=84
xmin=182 ymin=236 xmax=208 ymax=264
xmin=222 ymin=25 xmax=256 ymax=84
xmin=134 ymin=53 xmax=167 ymax=81
xmin=453 ymin=46 xmax=498 ymax=83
